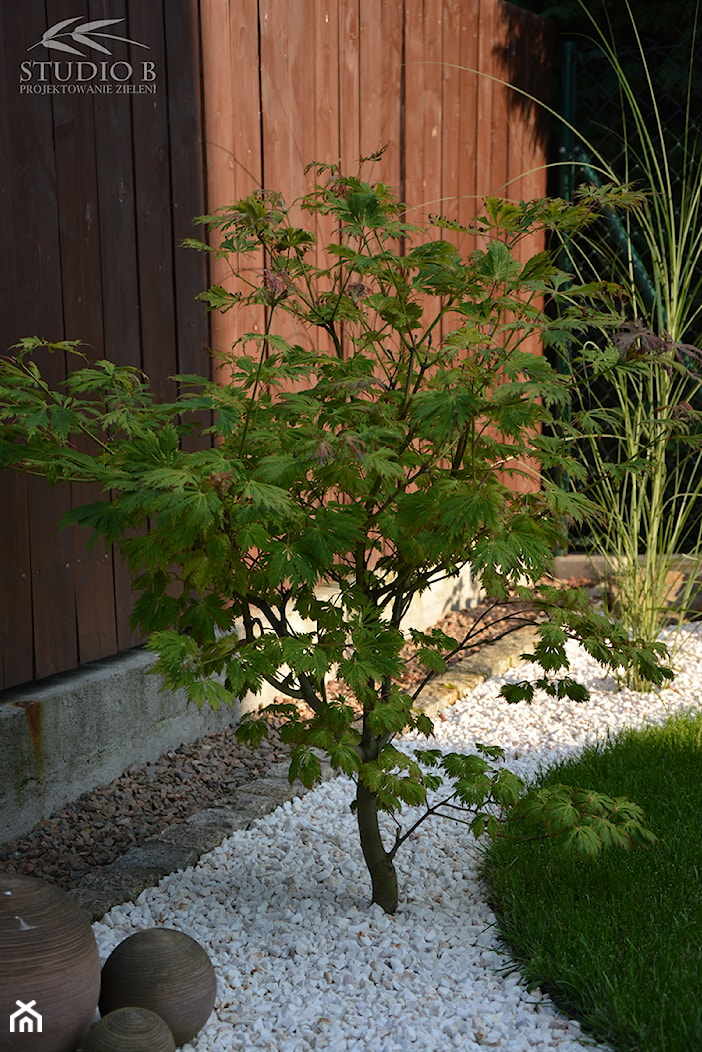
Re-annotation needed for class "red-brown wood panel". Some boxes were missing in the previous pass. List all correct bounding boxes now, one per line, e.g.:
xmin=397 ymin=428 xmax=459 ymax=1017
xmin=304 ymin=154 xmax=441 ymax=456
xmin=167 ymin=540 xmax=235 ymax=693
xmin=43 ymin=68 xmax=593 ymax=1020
xmin=404 ymin=0 xmax=444 ymax=229
xmin=259 ymin=0 xmax=326 ymax=355
xmin=456 ymin=0 xmax=480 ymax=240
xmin=441 ymin=0 xmax=465 ymax=227
xmin=202 ymin=0 xmax=265 ymax=373
xmin=357 ymin=0 xmax=403 ymax=189
xmin=338 ymin=0 xmax=361 ymax=174
xmin=438 ymin=0 xmax=475 ymax=342
xmin=487 ymin=0 xmax=511 ymax=199
xmin=309 ymin=0 xmax=340 ymax=268
xmin=475 ymin=0 xmax=497 ymax=200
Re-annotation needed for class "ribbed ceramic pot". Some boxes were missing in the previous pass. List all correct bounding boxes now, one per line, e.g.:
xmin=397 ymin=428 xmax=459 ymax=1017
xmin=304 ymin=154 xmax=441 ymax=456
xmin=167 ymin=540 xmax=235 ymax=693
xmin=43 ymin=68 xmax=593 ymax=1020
xmin=83 ymin=1006 xmax=176 ymax=1052
xmin=99 ymin=928 xmax=217 ymax=1046
xmin=0 ymin=873 xmax=101 ymax=1052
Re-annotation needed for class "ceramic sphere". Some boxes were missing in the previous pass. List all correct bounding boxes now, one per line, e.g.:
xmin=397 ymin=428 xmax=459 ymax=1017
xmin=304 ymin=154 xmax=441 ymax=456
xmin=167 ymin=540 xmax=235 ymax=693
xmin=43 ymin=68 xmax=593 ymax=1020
xmin=83 ymin=1006 xmax=176 ymax=1052
xmin=0 ymin=873 xmax=101 ymax=1052
xmin=99 ymin=927 xmax=216 ymax=1045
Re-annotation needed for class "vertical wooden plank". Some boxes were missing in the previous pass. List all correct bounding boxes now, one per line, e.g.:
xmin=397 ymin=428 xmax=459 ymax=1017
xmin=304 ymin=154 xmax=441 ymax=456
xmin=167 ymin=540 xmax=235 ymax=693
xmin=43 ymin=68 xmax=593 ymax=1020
xmin=0 ymin=2 xmax=42 ymax=686
xmin=128 ymin=0 xmax=178 ymax=402
xmin=401 ymin=0 xmax=445 ymax=351
xmin=86 ymin=0 xmax=142 ymax=652
xmin=1 ymin=0 xmax=79 ymax=682
xmin=0 ymin=476 xmax=33 ymax=689
xmin=164 ymin=0 xmax=210 ymax=380
xmin=27 ymin=474 xmax=80 ymax=681
xmin=309 ymin=0 xmax=340 ymax=258
xmin=259 ymin=0 xmax=326 ymax=356
xmin=90 ymin=0 xmax=141 ymax=368
xmin=312 ymin=0 xmax=340 ymax=168
xmin=403 ymin=0 xmax=444 ymax=228
xmin=475 ymin=0 xmax=496 ymax=201
xmin=487 ymin=0 xmax=510 ymax=200
xmin=456 ymin=0 xmax=480 ymax=240
xmin=440 ymin=0 xmax=463 ymax=225
xmin=201 ymin=0 xmax=265 ymax=371
xmin=46 ymin=0 xmax=119 ymax=666
xmin=438 ymin=0 xmax=472 ymax=341
xmin=357 ymin=0 xmax=402 ymax=189
xmin=502 ymin=0 xmax=526 ymax=205
xmin=338 ymin=0 xmax=361 ymax=174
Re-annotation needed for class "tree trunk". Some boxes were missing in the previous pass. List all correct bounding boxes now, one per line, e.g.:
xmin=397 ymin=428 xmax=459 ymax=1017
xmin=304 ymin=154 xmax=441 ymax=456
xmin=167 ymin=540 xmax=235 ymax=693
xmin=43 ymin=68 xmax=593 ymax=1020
xmin=355 ymin=778 xmax=398 ymax=914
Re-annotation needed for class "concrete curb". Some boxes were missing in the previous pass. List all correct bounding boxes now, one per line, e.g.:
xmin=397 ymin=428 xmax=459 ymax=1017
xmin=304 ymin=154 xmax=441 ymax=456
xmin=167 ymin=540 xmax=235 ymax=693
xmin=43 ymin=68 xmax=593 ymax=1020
xmin=70 ymin=627 xmax=537 ymax=923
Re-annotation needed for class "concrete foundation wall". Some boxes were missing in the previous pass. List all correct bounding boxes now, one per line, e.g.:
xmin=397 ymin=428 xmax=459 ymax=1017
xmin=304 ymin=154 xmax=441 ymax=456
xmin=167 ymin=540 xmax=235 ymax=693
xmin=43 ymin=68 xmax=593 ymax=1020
xmin=0 ymin=567 xmax=481 ymax=842
xmin=0 ymin=648 xmax=245 ymax=843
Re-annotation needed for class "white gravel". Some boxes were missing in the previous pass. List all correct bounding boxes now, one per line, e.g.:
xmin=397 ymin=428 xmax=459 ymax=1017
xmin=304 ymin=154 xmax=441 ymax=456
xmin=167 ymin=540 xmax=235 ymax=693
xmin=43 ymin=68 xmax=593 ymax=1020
xmin=92 ymin=626 xmax=702 ymax=1052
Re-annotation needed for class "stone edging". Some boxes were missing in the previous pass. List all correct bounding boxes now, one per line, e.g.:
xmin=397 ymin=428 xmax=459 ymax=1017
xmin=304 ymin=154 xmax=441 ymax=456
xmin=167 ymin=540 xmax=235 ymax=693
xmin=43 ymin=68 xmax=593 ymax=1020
xmin=416 ymin=626 xmax=538 ymax=718
xmin=70 ymin=627 xmax=537 ymax=922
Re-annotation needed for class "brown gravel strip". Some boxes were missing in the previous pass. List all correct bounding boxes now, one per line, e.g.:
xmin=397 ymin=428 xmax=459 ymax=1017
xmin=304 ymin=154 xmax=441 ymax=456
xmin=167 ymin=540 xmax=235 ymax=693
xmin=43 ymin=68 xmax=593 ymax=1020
xmin=0 ymin=727 xmax=295 ymax=891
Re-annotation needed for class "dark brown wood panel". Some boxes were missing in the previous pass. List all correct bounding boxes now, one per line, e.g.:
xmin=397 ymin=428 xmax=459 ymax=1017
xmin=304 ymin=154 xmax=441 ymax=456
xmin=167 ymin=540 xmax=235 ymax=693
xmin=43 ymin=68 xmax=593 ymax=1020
xmin=164 ymin=0 xmax=210 ymax=379
xmin=1 ymin=1 xmax=78 ymax=681
xmin=86 ymin=0 xmax=143 ymax=650
xmin=0 ymin=4 xmax=46 ymax=685
xmin=48 ymin=0 xmax=120 ymax=667
xmin=129 ymin=0 xmax=178 ymax=402
xmin=0 ymin=0 xmax=209 ymax=688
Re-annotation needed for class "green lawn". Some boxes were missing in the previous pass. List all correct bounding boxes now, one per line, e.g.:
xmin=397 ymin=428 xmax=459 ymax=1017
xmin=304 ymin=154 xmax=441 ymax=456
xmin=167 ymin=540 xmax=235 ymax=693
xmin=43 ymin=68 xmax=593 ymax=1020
xmin=482 ymin=709 xmax=702 ymax=1052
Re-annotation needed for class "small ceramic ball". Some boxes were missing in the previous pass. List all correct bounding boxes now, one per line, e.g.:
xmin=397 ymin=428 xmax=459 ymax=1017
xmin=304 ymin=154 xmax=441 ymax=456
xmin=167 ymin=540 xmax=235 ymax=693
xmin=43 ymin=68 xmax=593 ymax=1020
xmin=98 ymin=928 xmax=216 ymax=1045
xmin=0 ymin=873 xmax=101 ymax=1052
xmin=83 ymin=1006 xmax=176 ymax=1052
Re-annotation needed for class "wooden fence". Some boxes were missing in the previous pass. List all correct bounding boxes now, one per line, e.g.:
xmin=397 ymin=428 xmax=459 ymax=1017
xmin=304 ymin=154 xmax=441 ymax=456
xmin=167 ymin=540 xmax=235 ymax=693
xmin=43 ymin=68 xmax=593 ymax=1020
xmin=0 ymin=0 xmax=553 ymax=690
xmin=201 ymin=0 xmax=553 ymax=359
xmin=0 ymin=0 xmax=209 ymax=688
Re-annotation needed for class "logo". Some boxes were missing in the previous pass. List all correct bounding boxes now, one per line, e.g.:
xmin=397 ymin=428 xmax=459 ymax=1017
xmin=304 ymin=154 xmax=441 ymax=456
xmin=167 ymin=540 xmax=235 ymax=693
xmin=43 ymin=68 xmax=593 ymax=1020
xmin=19 ymin=17 xmax=157 ymax=96
xmin=28 ymin=17 xmax=148 ymax=58
xmin=9 ymin=1000 xmax=43 ymax=1034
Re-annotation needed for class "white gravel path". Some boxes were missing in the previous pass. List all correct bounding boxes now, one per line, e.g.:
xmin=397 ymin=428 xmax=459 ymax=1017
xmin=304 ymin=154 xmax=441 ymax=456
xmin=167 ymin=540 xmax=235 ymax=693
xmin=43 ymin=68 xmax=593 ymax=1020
xmin=92 ymin=626 xmax=702 ymax=1052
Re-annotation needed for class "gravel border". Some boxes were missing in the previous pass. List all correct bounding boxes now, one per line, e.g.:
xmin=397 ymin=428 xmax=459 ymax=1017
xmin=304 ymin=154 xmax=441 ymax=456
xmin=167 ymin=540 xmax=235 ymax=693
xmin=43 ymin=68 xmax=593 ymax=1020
xmin=89 ymin=625 xmax=702 ymax=1052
